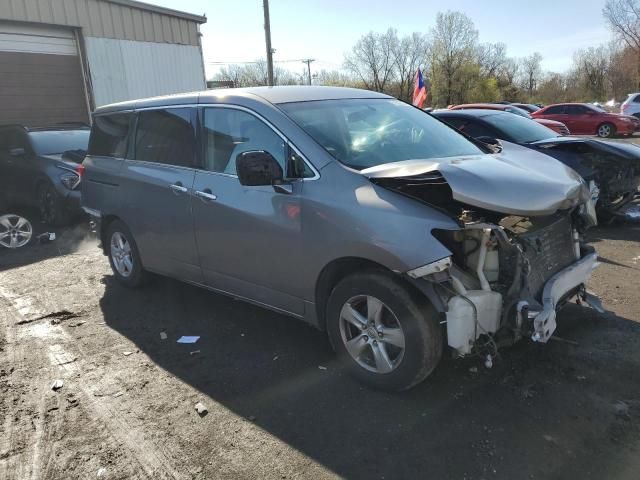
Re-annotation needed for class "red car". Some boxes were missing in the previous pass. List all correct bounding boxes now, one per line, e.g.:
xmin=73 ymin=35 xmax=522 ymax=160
xmin=449 ymin=103 xmax=570 ymax=135
xmin=532 ymin=103 xmax=638 ymax=138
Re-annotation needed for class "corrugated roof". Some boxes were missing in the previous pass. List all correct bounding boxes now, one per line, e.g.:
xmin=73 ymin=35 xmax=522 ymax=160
xmin=104 ymin=0 xmax=206 ymax=23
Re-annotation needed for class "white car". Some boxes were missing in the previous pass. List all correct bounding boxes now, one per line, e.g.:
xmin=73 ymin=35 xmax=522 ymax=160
xmin=620 ymin=93 xmax=640 ymax=118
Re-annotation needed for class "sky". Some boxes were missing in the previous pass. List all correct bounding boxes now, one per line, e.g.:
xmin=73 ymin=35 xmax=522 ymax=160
xmin=148 ymin=0 xmax=616 ymax=79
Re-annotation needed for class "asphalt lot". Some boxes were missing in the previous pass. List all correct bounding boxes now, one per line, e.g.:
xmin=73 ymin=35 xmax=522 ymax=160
xmin=0 ymin=208 xmax=639 ymax=479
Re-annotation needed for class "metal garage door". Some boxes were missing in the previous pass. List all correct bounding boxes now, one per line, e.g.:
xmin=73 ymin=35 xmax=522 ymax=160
xmin=0 ymin=22 xmax=89 ymax=126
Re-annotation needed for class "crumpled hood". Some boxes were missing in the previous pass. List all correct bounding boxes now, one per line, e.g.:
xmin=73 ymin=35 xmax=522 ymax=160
xmin=361 ymin=141 xmax=589 ymax=216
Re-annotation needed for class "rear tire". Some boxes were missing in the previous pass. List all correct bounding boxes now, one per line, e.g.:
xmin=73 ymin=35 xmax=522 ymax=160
xmin=105 ymin=220 xmax=147 ymax=288
xmin=326 ymin=271 xmax=443 ymax=391
xmin=596 ymin=122 xmax=615 ymax=138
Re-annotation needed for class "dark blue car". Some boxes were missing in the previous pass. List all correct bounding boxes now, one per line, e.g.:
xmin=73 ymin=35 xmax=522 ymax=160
xmin=0 ymin=124 xmax=89 ymax=225
xmin=433 ymin=109 xmax=640 ymax=221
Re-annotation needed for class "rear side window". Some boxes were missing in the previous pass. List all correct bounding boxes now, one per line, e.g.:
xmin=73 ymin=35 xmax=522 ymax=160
xmin=133 ymin=108 xmax=195 ymax=167
xmin=566 ymin=105 xmax=587 ymax=115
xmin=88 ymin=113 xmax=131 ymax=157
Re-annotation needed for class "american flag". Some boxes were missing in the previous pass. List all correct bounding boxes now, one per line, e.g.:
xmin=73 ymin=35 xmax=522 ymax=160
xmin=412 ymin=69 xmax=428 ymax=108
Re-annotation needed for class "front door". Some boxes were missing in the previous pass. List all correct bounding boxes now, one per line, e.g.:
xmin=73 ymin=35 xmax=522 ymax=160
xmin=565 ymin=105 xmax=593 ymax=135
xmin=122 ymin=107 xmax=201 ymax=282
xmin=192 ymin=106 xmax=308 ymax=316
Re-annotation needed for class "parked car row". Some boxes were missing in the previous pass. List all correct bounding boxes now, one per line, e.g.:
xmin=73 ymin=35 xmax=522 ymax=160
xmin=532 ymin=103 xmax=639 ymax=138
xmin=448 ymin=103 xmax=570 ymax=135
xmin=77 ymin=86 xmax=606 ymax=391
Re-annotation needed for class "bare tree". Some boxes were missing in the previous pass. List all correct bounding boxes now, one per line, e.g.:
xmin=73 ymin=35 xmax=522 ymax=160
xmin=573 ymin=46 xmax=610 ymax=100
xmin=476 ymin=42 xmax=507 ymax=77
xmin=536 ymin=72 xmax=569 ymax=104
xmin=520 ymin=52 xmax=543 ymax=99
xmin=603 ymin=0 xmax=640 ymax=88
xmin=213 ymin=60 xmax=297 ymax=87
xmin=344 ymin=29 xmax=398 ymax=92
xmin=429 ymin=11 xmax=479 ymax=105
xmin=607 ymin=43 xmax=638 ymax=98
xmin=392 ymin=32 xmax=429 ymax=102
xmin=315 ymin=69 xmax=358 ymax=87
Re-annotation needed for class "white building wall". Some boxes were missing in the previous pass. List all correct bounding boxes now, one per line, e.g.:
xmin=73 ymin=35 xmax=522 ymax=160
xmin=84 ymin=36 xmax=205 ymax=107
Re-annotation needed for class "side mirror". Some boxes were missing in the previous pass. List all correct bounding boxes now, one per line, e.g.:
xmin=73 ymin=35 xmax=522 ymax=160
xmin=9 ymin=147 xmax=25 ymax=157
xmin=476 ymin=136 xmax=503 ymax=153
xmin=236 ymin=150 xmax=284 ymax=187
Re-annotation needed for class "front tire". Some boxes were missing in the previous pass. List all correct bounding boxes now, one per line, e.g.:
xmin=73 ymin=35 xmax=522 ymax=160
xmin=326 ymin=271 xmax=443 ymax=391
xmin=596 ymin=122 xmax=615 ymax=138
xmin=37 ymin=182 xmax=69 ymax=226
xmin=105 ymin=220 xmax=147 ymax=287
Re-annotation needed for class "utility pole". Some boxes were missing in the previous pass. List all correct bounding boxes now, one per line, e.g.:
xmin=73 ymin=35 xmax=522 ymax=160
xmin=302 ymin=58 xmax=315 ymax=85
xmin=263 ymin=0 xmax=274 ymax=86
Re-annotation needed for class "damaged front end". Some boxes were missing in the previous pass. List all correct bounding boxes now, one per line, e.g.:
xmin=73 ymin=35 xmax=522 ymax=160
xmin=533 ymin=138 xmax=640 ymax=219
xmin=364 ymin=152 xmax=603 ymax=357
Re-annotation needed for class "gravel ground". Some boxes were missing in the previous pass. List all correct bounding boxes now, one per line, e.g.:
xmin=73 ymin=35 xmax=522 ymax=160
xmin=0 ymin=210 xmax=639 ymax=479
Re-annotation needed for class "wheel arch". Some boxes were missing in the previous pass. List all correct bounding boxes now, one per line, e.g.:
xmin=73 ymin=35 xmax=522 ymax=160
xmin=100 ymin=214 xmax=121 ymax=254
xmin=314 ymin=256 xmax=431 ymax=331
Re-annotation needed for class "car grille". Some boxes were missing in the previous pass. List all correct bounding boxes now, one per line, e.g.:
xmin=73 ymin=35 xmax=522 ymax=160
xmin=558 ymin=125 xmax=570 ymax=136
xmin=517 ymin=215 xmax=576 ymax=298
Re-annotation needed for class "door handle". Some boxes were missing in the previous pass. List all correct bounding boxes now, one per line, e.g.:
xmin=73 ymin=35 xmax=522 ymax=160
xmin=169 ymin=183 xmax=188 ymax=194
xmin=194 ymin=190 xmax=217 ymax=201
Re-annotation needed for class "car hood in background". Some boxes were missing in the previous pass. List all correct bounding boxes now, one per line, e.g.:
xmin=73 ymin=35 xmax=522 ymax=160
xmin=532 ymin=136 xmax=640 ymax=160
xmin=361 ymin=142 xmax=588 ymax=216
xmin=41 ymin=154 xmax=84 ymax=170
xmin=535 ymin=118 xmax=565 ymax=128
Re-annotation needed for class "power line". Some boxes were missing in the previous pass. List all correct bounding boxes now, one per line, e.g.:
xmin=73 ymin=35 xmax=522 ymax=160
xmin=206 ymin=59 xmax=314 ymax=65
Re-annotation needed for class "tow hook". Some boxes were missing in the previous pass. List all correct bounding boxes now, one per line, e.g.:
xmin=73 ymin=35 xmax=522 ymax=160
xmin=578 ymin=287 xmax=606 ymax=314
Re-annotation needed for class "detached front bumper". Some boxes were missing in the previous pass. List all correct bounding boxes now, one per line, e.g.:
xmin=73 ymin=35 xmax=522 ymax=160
xmin=529 ymin=247 xmax=600 ymax=343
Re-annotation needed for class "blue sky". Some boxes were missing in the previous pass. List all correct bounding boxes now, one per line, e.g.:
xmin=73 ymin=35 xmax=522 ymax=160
xmin=149 ymin=0 xmax=615 ymax=78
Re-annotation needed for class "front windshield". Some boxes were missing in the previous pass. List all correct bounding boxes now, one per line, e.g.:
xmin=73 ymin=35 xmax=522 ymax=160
xmin=279 ymin=99 xmax=484 ymax=170
xmin=482 ymin=113 xmax=558 ymax=143
xmin=29 ymin=130 xmax=90 ymax=157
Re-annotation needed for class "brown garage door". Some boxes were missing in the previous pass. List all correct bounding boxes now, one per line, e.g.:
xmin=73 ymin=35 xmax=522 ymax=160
xmin=0 ymin=23 xmax=89 ymax=127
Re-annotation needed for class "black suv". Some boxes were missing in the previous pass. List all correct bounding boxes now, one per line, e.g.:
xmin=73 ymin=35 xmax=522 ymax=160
xmin=0 ymin=124 xmax=89 ymax=225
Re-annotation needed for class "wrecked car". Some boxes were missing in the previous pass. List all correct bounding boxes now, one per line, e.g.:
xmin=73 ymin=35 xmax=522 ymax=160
xmin=82 ymin=87 xmax=602 ymax=391
xmin=0 ymin=124 xmax=89 ymax=226
xmin=433 ymin=109 xmax=640 ymax=221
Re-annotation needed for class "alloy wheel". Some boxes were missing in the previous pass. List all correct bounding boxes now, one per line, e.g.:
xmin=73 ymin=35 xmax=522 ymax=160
xmin=338 ymin=295 xmax=406 ymax=374
xmin=110 ymin=232 xmax=134 ymax=277
xmin=0 ymin=214 xmax=33 ymax=249
xmin=597 ymin=124 xmax=612 ymax=137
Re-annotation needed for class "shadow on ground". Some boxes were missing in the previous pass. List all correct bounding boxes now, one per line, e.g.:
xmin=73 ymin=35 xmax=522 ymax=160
xmin=98 ymin=273 xmax=640 ymax=479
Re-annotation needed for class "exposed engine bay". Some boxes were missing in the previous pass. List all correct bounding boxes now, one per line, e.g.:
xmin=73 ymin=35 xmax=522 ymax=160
xmin=369 ymin=166 xmax=602 ymax=358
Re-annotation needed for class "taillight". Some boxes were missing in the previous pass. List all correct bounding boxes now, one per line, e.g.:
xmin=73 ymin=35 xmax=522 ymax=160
xmin=76 ymin=164 xmax=85 ymax=177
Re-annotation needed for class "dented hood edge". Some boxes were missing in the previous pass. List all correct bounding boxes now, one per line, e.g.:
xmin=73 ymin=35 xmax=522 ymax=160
xmin=361 ymin=142 xmax=589 ymax=216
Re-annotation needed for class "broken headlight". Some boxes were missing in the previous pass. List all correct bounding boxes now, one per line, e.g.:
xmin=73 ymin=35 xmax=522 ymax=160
xmin=60 ymin=172 xmax=81 ymax=190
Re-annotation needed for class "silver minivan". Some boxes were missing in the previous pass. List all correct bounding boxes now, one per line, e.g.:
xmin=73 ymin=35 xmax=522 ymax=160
xmin=82 ymin=86 xmax=602 ymax=391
